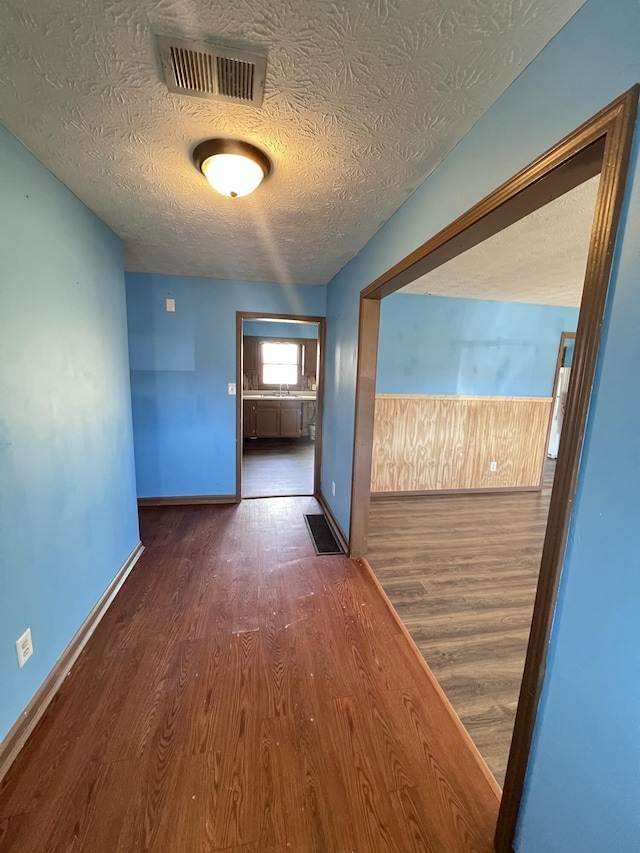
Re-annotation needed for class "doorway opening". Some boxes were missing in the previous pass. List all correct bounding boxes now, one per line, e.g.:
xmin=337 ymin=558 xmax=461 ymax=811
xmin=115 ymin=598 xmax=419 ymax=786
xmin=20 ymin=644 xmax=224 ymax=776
xmin=235 ymin=312 xmax=325 ymax=500
xmin=366 ymin=173 xmax=595 ymax=789
xmin=348 ymin=88 xmax=637 ymax=852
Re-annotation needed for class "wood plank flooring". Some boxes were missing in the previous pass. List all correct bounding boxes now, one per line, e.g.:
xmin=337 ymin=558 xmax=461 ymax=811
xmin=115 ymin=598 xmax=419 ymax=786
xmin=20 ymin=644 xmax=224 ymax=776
xmin=367 ymin=482 xmax=553 ymax=786
xmin=242 ymin=438 xmax=315 ymax=497
xmin=0 ymin=497 xmax=499 ymax=852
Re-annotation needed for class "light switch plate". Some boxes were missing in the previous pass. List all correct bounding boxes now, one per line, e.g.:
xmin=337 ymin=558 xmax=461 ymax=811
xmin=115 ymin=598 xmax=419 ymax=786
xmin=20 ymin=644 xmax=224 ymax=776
xmin=166 ymin=298 xmax=175 ymax=312
xmin=228 ymin=383 xmax=236 ymax=395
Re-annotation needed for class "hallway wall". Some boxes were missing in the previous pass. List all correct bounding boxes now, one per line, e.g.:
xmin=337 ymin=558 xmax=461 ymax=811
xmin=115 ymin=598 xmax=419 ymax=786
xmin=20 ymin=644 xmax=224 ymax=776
xmin=243 ymin=320 xmax=318 ymax=339
xmin=125 ymin=273 xmax=325 ymax=498
xmin=0 ymin=125 xmax=139 ymax=743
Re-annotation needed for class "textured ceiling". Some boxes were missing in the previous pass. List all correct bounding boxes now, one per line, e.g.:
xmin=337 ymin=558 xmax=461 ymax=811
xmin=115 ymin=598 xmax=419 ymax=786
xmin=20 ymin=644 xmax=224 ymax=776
xmin=402 ymin=176 xmax=599 ymax=306
xmin=0 ymin=0 xmax=586 ymax=285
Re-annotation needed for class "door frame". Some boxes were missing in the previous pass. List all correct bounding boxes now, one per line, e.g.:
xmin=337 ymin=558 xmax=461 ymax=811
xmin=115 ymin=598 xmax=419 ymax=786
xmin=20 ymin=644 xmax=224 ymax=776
xmin=348 ymin=87 xmax=638 ymax=852
xmin=235 ymin=311 xmax=326 ymax=501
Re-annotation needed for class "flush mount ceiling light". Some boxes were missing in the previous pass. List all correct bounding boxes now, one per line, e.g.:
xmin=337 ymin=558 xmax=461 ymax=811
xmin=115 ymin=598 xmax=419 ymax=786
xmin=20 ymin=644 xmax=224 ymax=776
xmin=193 ymin=138 xmax=271 ymax=198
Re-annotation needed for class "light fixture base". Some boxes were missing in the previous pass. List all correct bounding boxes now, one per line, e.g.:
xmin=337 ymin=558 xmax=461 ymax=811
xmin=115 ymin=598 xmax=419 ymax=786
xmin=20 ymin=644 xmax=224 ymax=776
xmin=193 ymin=138 xmax=271 ymax=198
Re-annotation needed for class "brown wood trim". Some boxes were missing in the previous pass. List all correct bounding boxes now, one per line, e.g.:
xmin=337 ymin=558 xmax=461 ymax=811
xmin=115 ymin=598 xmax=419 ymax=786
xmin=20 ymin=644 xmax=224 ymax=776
xmin=359 ymin=556 xmax=503 ymax=803
xmin=137 ymin=495 xmax=237 ymax=506
xmin=349 ymin=296 xmax=380 ymax=557
xmin=348 ymin=86 xmax=639 ymax=853
xmin=239 ymin=311 xmax=326 ymax=324
xmin=0 ymin=541 xmax=144 ymax=783
xmin=496 ymin=87 xmax=639 ymax=853
xmin=317 ymin=490 xmax=349 ymax=554
xmin=236 ymin=312 xmax=326 ymax=502
xmin=235 ymin=311 xmax=243 ymax=501
xmin=361 ymin=139 xmax=604 ymax=302
xmin=314 ymin=319 xmax=326 ymax=498
xmin=371 ymin=485 xmax=542 ymax=499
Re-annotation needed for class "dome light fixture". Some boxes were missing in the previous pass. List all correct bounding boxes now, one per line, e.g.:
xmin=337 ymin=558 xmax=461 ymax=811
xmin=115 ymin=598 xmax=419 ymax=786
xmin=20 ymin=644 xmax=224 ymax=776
xmin=192 ymin=138 xmax=271 ymax=198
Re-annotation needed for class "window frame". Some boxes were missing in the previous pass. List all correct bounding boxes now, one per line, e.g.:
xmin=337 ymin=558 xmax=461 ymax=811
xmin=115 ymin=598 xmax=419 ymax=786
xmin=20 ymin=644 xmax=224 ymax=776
xmin=259 ymin=339 xmax=303 ymax=389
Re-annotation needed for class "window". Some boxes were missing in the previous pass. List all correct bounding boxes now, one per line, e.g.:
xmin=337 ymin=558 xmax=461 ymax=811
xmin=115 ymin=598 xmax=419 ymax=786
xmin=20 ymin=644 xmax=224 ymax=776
xmin=260 ymin=341 xmax=300 ymax=386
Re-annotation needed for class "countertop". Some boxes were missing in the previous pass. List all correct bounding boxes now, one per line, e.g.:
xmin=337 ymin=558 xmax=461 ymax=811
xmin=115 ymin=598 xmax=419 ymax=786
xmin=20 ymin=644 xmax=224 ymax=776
xmin=243 ymin=392 xmax=317 ymax=401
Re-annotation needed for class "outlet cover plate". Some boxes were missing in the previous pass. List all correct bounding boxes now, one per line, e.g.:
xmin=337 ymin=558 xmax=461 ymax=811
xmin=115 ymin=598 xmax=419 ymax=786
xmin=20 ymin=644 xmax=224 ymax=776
xmin=16 ymin=628 xmax=33 ymax=668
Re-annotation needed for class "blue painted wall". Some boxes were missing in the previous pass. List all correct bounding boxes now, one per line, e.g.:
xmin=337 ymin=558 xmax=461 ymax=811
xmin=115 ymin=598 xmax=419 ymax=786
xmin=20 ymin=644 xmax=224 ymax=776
xmin=125 ymin=274 xmax=325 ymax=498
xmin=323 ymin=0 xmax=640 ymax=848
xmin=243 ymin=320 xmax=318 ymax=339
xmin=0 ymin=126 xmax=139 ymax=743
xmin=377 ymin=294 xmax=578 ymax=397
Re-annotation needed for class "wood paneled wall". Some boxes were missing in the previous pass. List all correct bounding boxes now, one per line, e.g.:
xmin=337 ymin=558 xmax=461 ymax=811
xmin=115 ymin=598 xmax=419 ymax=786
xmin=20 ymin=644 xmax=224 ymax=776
xmin=371 ymin=394 xmax=552 ymax=494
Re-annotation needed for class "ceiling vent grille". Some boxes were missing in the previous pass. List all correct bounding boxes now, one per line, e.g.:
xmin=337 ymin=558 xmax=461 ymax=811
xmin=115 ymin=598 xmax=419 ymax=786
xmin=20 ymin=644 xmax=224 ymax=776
xmin=157 ymin=35 xmax=266 ymax=107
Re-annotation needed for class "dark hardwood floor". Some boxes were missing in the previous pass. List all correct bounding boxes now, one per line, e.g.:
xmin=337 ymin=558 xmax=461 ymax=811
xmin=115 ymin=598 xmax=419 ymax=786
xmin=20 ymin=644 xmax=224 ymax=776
xmin=0 ymin=497 xmax=499 ymax=852
xmin=242 ymin=438 xmax=315 ymax=497
xmin=367 ymin=476 xmax=554 ymax=787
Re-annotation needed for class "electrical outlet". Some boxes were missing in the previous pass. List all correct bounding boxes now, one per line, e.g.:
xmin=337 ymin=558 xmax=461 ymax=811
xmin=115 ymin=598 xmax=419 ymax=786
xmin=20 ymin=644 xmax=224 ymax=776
xmin=331 ymin=481 xmax=336 ymax=496
xmin=165 ymin=298 xmax=175 ymax=312
xmin=228 ymin=383 xmax=236 ymax=395
xmin=490 ymin=461 xmax=497 ymax=472
xmin=16 ymin=628 xmax=33 ymax=668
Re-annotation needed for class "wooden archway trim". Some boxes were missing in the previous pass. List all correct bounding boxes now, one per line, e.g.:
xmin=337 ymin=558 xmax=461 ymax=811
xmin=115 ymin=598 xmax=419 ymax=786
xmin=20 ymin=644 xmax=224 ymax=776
xmin=349 ymin=87 xmax=638 ymax=852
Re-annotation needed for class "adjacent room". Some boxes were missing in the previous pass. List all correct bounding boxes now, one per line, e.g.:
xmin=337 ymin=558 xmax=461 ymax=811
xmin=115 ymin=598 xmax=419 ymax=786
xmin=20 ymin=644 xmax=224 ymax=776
xmin=241 ymin=317 xmax=321 ymax=498
xmin=366 ymin=176 xmax=597 ymax=785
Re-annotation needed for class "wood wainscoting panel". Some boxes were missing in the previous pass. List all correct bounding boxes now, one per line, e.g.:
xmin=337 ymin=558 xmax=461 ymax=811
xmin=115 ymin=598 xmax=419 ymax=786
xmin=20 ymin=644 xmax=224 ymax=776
xmin=371 ymin=395 xmax=552 ymax=493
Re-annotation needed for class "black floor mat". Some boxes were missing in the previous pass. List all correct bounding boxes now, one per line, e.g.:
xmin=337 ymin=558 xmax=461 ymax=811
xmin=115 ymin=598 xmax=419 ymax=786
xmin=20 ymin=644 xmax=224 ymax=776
xmin=304 ymin=513 xmax=344 ymax=555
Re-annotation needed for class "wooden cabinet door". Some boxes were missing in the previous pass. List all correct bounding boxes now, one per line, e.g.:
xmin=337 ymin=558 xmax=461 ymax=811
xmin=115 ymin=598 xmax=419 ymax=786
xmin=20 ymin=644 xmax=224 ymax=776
xmin=280 ymin=402 xmax=301 ymax=437
xmin=243 ymin=337 xmax=258 ymax=373
xmin=243 ymin=401 xmax=257 ymax=438
xmin=256 ymin=403 xmax=280 ymax=437
xmin=304 ymin=340 xmax=317 ymax=378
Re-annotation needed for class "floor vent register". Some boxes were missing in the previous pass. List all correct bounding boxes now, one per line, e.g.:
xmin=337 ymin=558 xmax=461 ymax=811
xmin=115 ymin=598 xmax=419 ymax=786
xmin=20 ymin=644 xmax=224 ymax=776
xmin=304 ymin=514 xmax=344 ymax=555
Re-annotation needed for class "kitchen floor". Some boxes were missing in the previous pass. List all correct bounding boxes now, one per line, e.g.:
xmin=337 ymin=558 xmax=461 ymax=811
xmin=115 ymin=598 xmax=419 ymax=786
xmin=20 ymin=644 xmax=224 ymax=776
xmin=242 ymin=437 xmax=315 ymax=497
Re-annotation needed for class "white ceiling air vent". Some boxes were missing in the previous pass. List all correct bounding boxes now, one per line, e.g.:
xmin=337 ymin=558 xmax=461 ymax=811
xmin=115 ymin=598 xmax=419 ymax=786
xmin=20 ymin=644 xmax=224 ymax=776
xmin=157 ymin=35 xmax=266 ymax=107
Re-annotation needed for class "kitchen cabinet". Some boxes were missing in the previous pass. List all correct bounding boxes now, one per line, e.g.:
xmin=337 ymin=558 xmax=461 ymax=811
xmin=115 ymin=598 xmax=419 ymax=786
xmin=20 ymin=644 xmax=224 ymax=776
xmin=243 ymin=399 xmax=302 ymax=438
xmin=243 ymin=400 xmax=257 ymax=438
xmin=280 ymin=401 xmax=302 ymax=437
xmin=255 ymin=402 xmax=281 ymax=437
xmin=243 ymin=336 xmax=258 ymax=373
xmin=304 ymin=339 xmax=317 ymax=379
